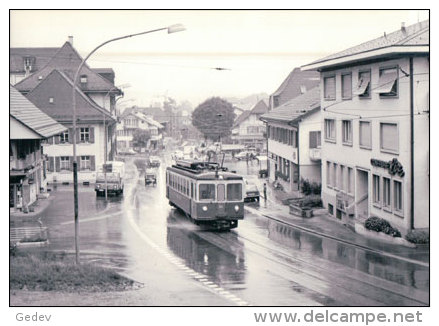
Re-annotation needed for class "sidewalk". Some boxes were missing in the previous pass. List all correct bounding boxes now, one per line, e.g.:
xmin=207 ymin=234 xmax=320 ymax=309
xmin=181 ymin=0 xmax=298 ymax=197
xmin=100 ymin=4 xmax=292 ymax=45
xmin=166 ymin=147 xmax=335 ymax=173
xmin=10 ymin=194 xmax=54 ymax=224
xmin=250 ymin=181 xmax=429 ymax=266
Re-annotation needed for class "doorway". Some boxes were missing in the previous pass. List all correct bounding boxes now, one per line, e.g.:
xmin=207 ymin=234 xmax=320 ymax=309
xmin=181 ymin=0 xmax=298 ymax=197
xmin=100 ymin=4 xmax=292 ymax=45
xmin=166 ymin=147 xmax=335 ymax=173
xmin=355 ymin=168 xmax=369 ymax=222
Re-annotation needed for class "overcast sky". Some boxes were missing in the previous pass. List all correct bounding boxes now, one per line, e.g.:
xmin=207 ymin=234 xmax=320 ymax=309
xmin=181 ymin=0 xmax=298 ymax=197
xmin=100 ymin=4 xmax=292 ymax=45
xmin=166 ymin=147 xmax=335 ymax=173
xmin=10 ymin=10 xmax=429 ymax=108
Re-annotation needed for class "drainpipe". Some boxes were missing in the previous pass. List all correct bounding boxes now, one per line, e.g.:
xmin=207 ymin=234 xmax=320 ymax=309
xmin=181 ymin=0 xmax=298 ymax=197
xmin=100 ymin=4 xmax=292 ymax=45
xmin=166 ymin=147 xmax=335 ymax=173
xmin=409 ymin=57 xmax=414 ymax=230
xmin=297 ymin=124 xmax=300 ymax=192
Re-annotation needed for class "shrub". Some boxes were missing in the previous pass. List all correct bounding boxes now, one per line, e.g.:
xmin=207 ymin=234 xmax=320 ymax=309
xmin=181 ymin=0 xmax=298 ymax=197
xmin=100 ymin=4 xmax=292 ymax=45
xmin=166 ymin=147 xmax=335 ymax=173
xmin=405 ymin=230 xmax=429 ymax=244
xmin=300 ymin=178 xmax=321 ymax=195
xmin=299 ymin=195 xmax=322 ymax=208
xmin=364 ymin=216 xmax=401 ymax=237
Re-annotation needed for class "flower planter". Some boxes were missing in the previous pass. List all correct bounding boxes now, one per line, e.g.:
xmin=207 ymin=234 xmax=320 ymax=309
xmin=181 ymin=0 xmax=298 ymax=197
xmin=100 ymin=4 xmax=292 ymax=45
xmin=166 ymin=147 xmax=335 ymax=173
xmin=289 ymin=203 xmax=313 ymax=218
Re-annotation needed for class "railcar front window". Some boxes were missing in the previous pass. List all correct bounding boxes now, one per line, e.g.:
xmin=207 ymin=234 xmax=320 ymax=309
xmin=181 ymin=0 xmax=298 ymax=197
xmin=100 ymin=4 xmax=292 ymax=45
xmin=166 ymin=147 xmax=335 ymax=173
xmin=217 ymin=184 xmax=225 ymax=202
xmin=227 ymin=183 xmax=242 ymax=201
xmin=199 ymin=184 xmax=215 ymax=200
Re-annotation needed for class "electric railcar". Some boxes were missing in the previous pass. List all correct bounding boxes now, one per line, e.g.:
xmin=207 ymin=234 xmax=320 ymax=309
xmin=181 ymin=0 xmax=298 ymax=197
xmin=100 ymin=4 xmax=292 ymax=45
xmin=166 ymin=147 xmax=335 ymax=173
xmin=166 ymin=160 xmax=245 ymax=230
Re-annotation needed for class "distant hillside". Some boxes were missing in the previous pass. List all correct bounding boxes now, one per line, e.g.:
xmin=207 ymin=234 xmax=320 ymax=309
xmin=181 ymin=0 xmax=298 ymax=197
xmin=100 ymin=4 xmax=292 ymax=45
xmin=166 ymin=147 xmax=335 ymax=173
xmin=225 ymin=93 xmax=269 ymax=111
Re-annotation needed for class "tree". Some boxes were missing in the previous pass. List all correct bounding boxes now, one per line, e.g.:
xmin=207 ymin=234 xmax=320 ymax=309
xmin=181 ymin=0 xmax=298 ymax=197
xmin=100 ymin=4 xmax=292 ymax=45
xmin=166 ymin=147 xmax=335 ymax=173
xmin=191 ymin=97 xmax=236 ymax=141
xmin=132 ymin=129 xmax=151 ymax=148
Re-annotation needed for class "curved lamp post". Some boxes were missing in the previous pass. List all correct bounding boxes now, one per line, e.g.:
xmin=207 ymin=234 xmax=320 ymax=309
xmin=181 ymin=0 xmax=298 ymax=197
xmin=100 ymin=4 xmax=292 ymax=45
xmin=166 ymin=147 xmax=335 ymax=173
xmin=71 ymin=24 xmax=185 ymax=264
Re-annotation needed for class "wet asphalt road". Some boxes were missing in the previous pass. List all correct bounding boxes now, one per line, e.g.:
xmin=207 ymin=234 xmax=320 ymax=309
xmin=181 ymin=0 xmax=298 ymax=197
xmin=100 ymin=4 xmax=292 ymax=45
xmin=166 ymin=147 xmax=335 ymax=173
xmin=41 ymin=155 xmax=429 ymax=306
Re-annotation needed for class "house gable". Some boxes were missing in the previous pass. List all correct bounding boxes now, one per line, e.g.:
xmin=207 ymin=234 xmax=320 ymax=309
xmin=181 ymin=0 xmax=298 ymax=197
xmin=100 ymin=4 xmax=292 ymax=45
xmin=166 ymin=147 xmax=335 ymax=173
xmin=24 ymin=69 xmax=114 ymax=123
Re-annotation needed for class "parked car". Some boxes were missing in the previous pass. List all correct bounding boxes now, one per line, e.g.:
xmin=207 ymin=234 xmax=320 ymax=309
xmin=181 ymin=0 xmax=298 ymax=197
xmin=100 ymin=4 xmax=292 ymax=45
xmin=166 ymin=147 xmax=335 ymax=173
xmin=244 ymin=182 xmax=260 ymax=203
xmin=149 ymin=156 xmax=161 ymax=167
xmin=235 ymin=151 xmax=257 ymax=161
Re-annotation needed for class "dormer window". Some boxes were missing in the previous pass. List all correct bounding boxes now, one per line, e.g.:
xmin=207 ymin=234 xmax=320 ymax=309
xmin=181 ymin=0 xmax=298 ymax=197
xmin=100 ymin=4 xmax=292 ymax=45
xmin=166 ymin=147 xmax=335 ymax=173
xmin=80 ymin=75 xmax=88 ymax=84
xmin=49 ymin=97 xmax=54 ymax=104
xmin=300 ymin=85 xmax=307 ymax=94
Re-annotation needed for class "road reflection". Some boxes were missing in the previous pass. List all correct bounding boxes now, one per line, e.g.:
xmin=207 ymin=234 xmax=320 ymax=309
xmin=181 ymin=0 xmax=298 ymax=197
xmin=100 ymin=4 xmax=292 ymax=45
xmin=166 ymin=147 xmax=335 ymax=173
xmin=267 ymin=219 xmax=429 ymax=292
xmin=166 ymin=211 xmax=247 ymax=286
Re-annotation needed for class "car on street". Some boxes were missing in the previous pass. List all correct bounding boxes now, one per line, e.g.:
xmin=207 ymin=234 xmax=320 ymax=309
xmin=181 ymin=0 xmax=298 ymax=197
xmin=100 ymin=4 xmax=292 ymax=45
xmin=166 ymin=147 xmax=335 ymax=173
xmin=235 ymin=150 xmax=257 ymax=161
xmin=244 ymin=182 xmax=260 ymax=203
xmin=149 ymin=156 xmax=161 ymax=167
xmin=144 ymin=169 xmax=157 ymax=186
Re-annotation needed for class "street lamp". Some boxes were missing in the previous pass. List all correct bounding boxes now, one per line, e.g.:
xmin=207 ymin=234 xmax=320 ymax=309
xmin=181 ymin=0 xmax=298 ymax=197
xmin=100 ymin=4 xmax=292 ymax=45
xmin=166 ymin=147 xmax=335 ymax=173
xmin=71 ymin=24 xmax=185 ymax=264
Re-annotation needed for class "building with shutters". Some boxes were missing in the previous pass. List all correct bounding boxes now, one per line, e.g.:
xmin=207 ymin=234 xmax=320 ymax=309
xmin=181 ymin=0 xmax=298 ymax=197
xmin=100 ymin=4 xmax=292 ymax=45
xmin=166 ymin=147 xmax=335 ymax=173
xmin=231 ymin=99 xmax=269 ymax=150
xmin=10 ymin=85 xmax=67 ymax=211
xmin=301 ymin=20 xmax=429 ymax=235
xmin=12 ymin=38 xmax=120 ymax=184
xmin=260 ymin=87 xmax=322 ymax=193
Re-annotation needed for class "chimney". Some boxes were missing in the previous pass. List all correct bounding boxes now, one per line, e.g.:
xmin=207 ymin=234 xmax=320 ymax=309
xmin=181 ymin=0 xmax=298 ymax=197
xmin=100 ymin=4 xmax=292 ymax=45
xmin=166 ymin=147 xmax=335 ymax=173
xmin=68 ymin=36 xmax=73 ymax=45
xmin=401 ymin=22 xmax=406 ymax=33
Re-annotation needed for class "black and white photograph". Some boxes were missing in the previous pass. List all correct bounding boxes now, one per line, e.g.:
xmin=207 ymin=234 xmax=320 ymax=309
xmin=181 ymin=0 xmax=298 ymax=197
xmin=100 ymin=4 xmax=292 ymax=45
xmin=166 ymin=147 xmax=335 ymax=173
xmin=8 ymin=8 xmax=431 ymax=325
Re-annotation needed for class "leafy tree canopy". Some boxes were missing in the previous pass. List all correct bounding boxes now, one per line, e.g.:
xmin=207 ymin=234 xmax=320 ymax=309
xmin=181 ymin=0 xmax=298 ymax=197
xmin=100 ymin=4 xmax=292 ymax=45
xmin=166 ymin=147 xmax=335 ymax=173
xmin=191 ymin=97 xmax=236 ymax=141
xmin=132 ymin=129 xmax=151 ymax=148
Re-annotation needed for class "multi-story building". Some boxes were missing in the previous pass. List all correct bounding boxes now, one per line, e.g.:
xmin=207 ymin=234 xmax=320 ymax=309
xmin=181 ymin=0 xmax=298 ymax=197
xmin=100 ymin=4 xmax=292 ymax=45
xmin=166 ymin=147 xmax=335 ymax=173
xmin=10 ymin=85 xmax=67 ymax=210
xmin=301 ymin=20 xmax=429 ymax=235
xmin=13 ymin=39 xmax=121 ymax=183
xmin=231 ymin=100 xmax=268 ymax=150
xmin=261 ymin=87 xmax=322 ymax=192
xmin=117 ymin=110 xmax=164 ymax=151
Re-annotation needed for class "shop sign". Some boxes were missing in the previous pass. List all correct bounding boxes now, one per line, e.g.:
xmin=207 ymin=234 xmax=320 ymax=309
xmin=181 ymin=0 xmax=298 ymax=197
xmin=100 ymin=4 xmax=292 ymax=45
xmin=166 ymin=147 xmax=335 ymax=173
xmin=370 ymin=158 xmax=405 ymax=177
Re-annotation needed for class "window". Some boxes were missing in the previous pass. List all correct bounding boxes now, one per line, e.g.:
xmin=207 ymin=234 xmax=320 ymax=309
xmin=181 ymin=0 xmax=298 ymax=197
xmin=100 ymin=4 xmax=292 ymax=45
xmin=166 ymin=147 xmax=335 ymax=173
xmin=373 ymin=175 xmax=381 ymax=205
xmin=227 ymin=183 xmax=242 ymax=201
xmin=333 ymin=163 xmax=338 ymax=189
xmin=309 ymin=131 xmax=321 ymax=148
xmin=347 ymin=167 xmax=354 ymax=194
xmin=326 ymin=161 xmax=332 ymax=187
xmin=354 ymin=71 xmax=371 ymax=98
xmin=393 ymin=180 xmax=403 ymax=213
xmin=341 ymin=73 xmax=352 ymax=99
xmin=359 ymin=121 xmax=372 ymax=149
xmin=380 ymin=123 xmax=398 ymax=153
xmin=324 ymin=119 xmax=336 ymax=141
xmin=375 ymin=67 xmax=398 ymax=97
xmin=80 ymin=156 xmax=91 ymax=170
xmin=60 ymin=156 xmax=70 ymax=170
xmin=80 ymin=75 xmax=88 ymax=84
xmin=80 ymin=128 xmax=90 ymax=142
xmin=323 ymin=76 xmax=336 ymax=100
xmin=247 ymin=126 xmax=259 ymax=134
xmin=217 ymin=184 xmax=225 ymax=201
xmin=339 ymin=165 xmax=345 ymax=191
xmin=342 ymin=120 xmax=352 ymax=145
xmin=383 ymin=177 xmax=391 ymax=209
xmin=199 ymin=184 xmax=215 ymax=200
xmin=60 ymin=131 xmax=69 ymax=143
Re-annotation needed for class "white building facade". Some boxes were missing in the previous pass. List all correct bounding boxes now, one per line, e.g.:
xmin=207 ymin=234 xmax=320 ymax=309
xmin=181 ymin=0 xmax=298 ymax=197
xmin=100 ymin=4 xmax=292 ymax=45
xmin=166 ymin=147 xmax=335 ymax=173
xmin=302 ymin=20 xmax=429 ymax=235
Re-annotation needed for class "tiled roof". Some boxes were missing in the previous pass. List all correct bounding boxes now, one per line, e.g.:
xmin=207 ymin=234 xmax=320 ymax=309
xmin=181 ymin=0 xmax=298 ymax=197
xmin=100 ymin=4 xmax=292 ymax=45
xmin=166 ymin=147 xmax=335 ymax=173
xmin=251 ymin=99 xmax=269 ymax=115
xmin=24 ymin=69 xmax=114 ymax=123
xmin=132 ymin=112 xmax=164 ymax=129
xmin=270 ymin=68 xmax=320 ymax=107
xmin=307 ymin=20 xmax=429 ymax=67
xmin=233 ymin=100 xmax=269 ymax=127
xmin=10 ymin=47 xmax=59 ymax=73
xmin=124 ymin=106 xmax=170 ymax=123
xmin=14 ymin=42 xmax=119 ymax=94
xmin=261 ymin=87 xmax=320 ymax=123
xmin=10 ymin=85 xmax=67 ymax=138
xmin=233 ymin=110 xmax=252 ymax=127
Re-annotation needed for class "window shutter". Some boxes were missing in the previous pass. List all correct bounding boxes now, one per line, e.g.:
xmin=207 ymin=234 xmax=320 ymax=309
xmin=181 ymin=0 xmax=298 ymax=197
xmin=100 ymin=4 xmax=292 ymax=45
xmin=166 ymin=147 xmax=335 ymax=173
xmin=309 ymin=131 xmax=317 ymax=149
xmin=70 ymin=156 xmax=75 ymax=171
xmin=55 ymin=157 xmax=60 ymax=172
xmin=49 ymin=157 xmax=55 ymax=172
xmin=54 ymin=134 xmax=60 ymax=144
xmin=76 ymin=128 xmax=80 ymax=143
xmin=90 ymin=155 xmax=96 ymax=171
xmin=69 ymin=128 xmax=74 ymax=144
xmin=89 ymin=127 xmax=95 ymax=143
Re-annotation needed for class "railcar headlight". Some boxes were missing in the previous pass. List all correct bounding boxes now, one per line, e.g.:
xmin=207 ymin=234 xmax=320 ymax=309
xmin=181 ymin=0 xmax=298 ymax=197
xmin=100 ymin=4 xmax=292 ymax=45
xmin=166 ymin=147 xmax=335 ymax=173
xmin=97 ymin=184 xmax=100 ymax=188
xmin=202 ymin=206 xmax=208 ymax=211
xmin=234 ymin=205 xmax=240 ymax=212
